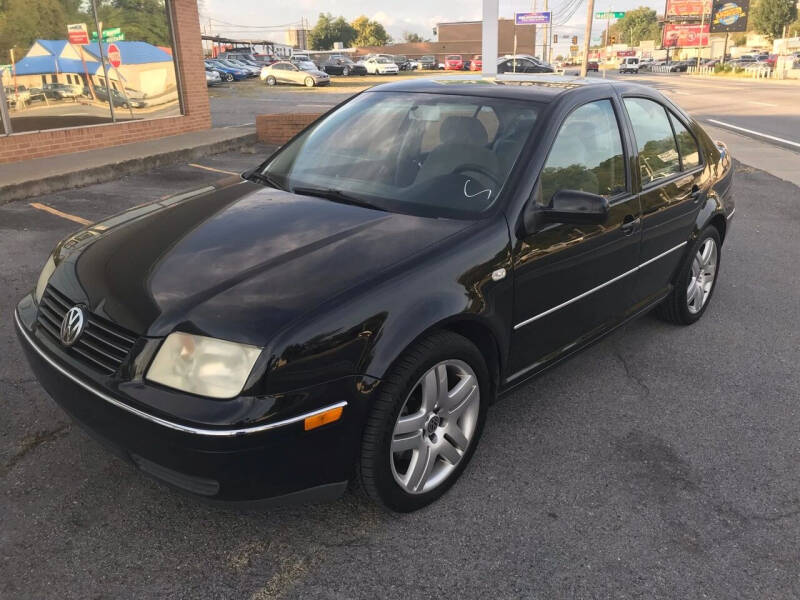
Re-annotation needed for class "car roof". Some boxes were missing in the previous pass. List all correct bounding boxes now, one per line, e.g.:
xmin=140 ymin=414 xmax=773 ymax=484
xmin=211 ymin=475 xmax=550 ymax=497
xmin=368 ymin=74 xmax=652 ymax=103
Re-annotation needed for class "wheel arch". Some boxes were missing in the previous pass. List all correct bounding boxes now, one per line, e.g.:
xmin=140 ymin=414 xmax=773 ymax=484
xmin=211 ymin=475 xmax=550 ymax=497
xmin=375 ymin=314 xmax=505 ymax=402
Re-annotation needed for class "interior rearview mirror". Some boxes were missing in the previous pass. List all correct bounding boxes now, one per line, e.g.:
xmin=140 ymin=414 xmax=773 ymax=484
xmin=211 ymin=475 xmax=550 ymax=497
xmin=523 ymin=189 xmax=609 ymax=234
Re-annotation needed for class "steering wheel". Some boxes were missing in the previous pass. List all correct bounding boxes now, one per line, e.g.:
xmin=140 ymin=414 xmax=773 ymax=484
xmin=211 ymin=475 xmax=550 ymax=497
xmin=453 ymin=163 xmax=500 ymax=189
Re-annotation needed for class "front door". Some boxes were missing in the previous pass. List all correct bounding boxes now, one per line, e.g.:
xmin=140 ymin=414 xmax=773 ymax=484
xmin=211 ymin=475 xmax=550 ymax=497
xmin=508 ymin=98 xmax=641 ymax=381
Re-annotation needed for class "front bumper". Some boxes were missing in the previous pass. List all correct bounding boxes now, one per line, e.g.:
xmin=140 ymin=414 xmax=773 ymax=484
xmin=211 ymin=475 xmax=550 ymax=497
xmin=14 ymin=298 xmax=375 ymax=504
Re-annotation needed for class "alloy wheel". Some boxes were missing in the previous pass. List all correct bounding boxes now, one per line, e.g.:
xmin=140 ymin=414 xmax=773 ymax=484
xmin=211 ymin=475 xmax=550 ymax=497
xmin=390 ymin=360 xmax=480 ymax=494
xmin=343 ymin=66 xmax=350 ymax=76
xmin=687 ymin=237 xmax=718 ymax=314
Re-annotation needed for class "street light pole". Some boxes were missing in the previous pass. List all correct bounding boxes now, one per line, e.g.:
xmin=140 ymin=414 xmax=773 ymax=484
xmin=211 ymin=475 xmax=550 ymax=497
xmin=696 ymin=4 xmax=706 ymax=70
xmin=580 ymin=0 xmax=596 ymax=76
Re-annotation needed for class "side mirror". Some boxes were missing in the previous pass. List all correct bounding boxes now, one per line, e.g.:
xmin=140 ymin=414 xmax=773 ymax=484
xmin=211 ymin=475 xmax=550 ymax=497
xmin=523 ymin=189 xmax=609 ymax=234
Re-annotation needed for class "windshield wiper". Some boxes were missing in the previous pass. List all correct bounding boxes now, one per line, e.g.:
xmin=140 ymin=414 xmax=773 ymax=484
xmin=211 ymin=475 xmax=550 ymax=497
xmin=292 ymin=186 xmax=385 ymax=211
xmin=246 ymin=170 xmax=285 ymax=191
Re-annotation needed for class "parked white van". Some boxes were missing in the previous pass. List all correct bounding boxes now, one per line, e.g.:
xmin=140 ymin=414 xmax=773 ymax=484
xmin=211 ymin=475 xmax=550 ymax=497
xmin=619 ymin=57 xmax=640 ymax=74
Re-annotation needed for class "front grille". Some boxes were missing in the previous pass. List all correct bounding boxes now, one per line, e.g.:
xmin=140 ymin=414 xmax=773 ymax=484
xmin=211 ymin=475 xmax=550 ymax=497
xmin=37 ymin=286 xmax=138 ymax=375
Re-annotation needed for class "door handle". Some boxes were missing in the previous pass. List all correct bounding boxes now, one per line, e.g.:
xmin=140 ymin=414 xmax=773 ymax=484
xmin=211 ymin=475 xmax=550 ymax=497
xmin=621 ymin=215 xmax=640 ymax=235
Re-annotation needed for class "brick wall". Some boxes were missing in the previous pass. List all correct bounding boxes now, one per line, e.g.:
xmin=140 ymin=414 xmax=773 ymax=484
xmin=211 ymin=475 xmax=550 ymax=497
xmin=0 ymin=0 xmax=211 ymax=165
xmin=256 ymin=113 xmax=323 ymax=146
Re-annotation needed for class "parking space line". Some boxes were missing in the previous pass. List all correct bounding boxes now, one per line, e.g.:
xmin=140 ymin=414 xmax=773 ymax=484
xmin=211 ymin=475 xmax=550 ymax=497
xmin=188 ymin=163 xmax=239 ymax=176
xmin=707 ymin=119 xmax=800 ymax=149
xmin=748 ymin=101 xmax=777 ymax=107
xmin=29 ymin=203 xmax=92 ymax=226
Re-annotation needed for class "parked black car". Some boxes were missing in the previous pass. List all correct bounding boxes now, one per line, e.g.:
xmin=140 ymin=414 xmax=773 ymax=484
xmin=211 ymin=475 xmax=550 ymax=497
xmin=497 ymin=56 xmax=554 ymax=73
xmin=16 ymin=77 xmax=733 ymax=512
xmin=93 ymin=85 xmax=145 ymax=108
xmin=669 ymin=61 xmax=691 ymax=72
xmin=393 ymin=55 xmax=413 ymax=71
xmin=322 ymin=56 xmax=367 ymax=76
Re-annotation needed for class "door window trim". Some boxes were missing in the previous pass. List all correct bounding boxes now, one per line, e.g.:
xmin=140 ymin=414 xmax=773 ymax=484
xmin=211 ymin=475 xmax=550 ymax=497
xmin=536 ymin=96 xmax=632 ymax=205
xmin=621 ymin=95 xmax=705 ymax=191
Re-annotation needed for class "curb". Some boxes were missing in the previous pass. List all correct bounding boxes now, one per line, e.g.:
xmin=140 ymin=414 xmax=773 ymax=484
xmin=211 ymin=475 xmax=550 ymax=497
xmin=0 ymin=129 xmax=257 ymax=205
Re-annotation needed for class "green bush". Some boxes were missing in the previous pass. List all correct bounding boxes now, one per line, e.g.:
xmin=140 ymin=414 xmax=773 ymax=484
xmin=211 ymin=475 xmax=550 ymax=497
xmin=734 ymin=66 xmax=745 ymax=73
xmin=713 ymin=64 xmax=733 ymax=73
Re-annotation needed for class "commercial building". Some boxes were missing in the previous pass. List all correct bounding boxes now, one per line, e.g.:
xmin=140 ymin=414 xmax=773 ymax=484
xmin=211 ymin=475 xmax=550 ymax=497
xmin=354 ymin=19 xmax=537 ymax=64
xmin=0 ymin=0 xmax=210 ymax=164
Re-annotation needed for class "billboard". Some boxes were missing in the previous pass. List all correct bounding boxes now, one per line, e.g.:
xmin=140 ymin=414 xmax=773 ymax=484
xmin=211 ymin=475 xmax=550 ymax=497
xmin=663 ymin=23 xmax=710 ymax=47
xmin=710 ymin=0 xmax=749 ymax=32
xmin=515 ymin=11 xmax=551 ymax=25
xmin=665 ymin=0 xmax=712 ymax=18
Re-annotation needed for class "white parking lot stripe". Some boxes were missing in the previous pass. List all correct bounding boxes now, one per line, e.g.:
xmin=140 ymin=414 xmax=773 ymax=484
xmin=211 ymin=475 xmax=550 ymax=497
xmin=707 ymin=119 xmax=800 ymax=149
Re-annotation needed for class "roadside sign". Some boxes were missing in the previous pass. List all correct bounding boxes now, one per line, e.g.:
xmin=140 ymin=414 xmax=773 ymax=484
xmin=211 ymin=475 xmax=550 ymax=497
xmin=515 ymin=11 xmax=552 ymax=25
xmin=67 ymin=23 xmax=90 ymax=45
xmin=107 ymin=43 xmax=122 ymax=68
xmin=570 ymin=45 xmax=580 ymax=53
xmin=617 ymin=49 xmax=636 ymax=57
xmin=595 ymin=11 xmax=626 ymax=19
xmin=92 ymin=28 xmax=124 ymax=42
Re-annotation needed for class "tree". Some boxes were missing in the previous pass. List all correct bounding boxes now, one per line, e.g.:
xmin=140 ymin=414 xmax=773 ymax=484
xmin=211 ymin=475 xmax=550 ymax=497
xmin=352 ymin=15 xmax=390 ymax=47
xmin=603 ymin=6 xmax=661 ymax=46
xmin=403 ymin=31 xmax=425 ymax=43
xmin=0 ymin=0 xmax=69 ymax=62
xmin=308 ymin=13 xmax=356 ymax=50
xmin=752 ymin=0 xmax=797 ymax=40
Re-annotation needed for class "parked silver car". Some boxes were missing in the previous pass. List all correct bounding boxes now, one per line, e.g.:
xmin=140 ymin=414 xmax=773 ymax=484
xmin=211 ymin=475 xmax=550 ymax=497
xmin=260 ymin=61 xmax=330 ymax=87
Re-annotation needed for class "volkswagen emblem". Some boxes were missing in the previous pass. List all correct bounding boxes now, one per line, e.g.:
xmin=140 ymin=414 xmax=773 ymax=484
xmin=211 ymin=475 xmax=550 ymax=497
xmin=60 ymin=306 xmax=86 ymax=347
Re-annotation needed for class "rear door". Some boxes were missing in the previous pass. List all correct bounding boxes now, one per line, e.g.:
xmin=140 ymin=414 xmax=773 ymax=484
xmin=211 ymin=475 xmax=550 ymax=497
xmin=620 ymin=96 xmax=705 ymax=308
xmin=508 ymin=97 xmax=641 ymax=380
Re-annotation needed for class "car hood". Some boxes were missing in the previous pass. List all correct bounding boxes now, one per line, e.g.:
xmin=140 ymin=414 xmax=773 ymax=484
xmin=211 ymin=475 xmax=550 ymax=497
xmin=55 ymin=180 xmax=470 ymax=346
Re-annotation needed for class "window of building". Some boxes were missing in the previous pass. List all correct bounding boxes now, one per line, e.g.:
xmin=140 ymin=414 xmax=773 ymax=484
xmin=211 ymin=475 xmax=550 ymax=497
xmin=540 ymin=99 xmax=626 ymax=205
xmin=0 ymin=0 xmax=182 ymax=136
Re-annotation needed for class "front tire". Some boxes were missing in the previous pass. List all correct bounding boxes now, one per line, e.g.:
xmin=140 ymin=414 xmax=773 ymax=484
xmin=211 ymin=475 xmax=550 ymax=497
xmin=304 ymin=77 xmax=315 ymax=87
xmin=343 ymin=66 xmax=350 ymax=76
xmin=224 ymin=72 xmax=234 ymax=82
xmin=656 ymin=226 xmax=721 ymax=325
xmin=358 ymin=331 xmax=489 ymax=512
xmin=265 ymin=75 xmax=276 ymax=86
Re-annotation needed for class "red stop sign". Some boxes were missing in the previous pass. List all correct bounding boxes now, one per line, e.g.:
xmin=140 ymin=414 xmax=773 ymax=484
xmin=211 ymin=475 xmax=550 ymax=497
xmin=107 ymin=43 xmax=121 ymax=68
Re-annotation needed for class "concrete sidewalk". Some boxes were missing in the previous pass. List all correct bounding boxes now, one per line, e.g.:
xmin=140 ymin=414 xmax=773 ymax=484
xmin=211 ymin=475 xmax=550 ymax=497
xmin=0 ymin=125 xmax=256 ymax=204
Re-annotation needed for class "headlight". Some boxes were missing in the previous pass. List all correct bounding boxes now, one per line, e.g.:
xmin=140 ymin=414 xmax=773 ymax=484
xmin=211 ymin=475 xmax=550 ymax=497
xmin=35 ymin=255 xmax=56 ymax=303
xmin=146 ymin=332 xmax=262 ymax=399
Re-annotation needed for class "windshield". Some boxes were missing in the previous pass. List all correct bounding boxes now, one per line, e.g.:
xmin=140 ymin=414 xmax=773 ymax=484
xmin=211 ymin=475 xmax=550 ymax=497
xmin=256 ymin=91 xmax=540 ymax=218
xmin=297 ymin=61 xmax=316 ymax=71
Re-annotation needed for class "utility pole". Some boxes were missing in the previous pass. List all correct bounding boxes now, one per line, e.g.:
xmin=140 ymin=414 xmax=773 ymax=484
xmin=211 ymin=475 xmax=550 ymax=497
xmin=696 ymin=4 xmax=706 ymax=69
xmin=603 ymin=9 xmax=611 ymax=78
xmin=580 ymin=0 xmax=596 ymax=76
xmin=90 ymin=0 xmax=116 ymax=123
xmin=543 ymin=0 xmax=550 ymax=62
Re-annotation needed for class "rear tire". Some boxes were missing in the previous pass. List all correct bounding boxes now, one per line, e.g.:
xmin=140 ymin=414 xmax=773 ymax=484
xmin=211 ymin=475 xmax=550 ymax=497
xmin=656 ymin=226 xmax=721 ymax=325
xmin=343 ymin=66 xmax=350 ymax=76
xmin=224 ymin=72 xmax=233 ymax=82
xmin=357 ymin=331 xmax=489 ymax=512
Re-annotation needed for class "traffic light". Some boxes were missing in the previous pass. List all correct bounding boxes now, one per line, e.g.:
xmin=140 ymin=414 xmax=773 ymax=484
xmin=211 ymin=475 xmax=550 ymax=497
xmin=553 ymin=34 xmax=558 ymax=43
xmin=610 ymin=35 xmax=616 ymax=44
xmin=572 ymin=36 xmax=578 ymax=45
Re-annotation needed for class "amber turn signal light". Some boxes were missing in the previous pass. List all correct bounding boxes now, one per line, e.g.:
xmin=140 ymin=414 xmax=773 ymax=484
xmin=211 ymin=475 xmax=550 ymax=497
xmin=304 ymin=406 xmax=343 ymax=431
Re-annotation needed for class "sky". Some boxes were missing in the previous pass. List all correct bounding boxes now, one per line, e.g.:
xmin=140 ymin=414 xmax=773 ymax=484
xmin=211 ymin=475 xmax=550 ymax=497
xmin=202 ymin=0 xmax=667 ymax=56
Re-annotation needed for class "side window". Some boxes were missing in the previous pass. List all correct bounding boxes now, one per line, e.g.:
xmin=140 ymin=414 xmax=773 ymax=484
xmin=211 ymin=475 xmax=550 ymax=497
xmin=540 ymin=99 xmax=626 ymax=205
xmin=623 ymin=97 xmax=680 ymax=185
xmin=669 ymin=112 xmax=701 ymax=170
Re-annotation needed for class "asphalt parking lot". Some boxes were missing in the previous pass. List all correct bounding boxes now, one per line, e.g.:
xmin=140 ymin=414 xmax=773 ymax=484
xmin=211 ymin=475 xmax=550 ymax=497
xmin=2 ymin=136 xmax=800 ymax=597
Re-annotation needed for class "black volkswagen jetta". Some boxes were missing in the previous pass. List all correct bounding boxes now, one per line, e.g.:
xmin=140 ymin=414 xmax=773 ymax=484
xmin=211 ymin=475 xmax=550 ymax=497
xmin=15 ymin=76 xmax=734 ymax=512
